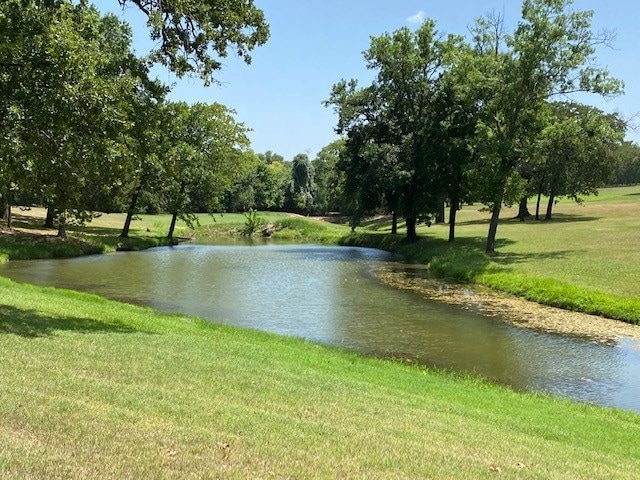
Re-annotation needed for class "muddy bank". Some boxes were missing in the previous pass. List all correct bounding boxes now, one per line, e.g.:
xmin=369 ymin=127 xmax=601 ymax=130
xmin=375 ymin=264 xmax=640 ymax=345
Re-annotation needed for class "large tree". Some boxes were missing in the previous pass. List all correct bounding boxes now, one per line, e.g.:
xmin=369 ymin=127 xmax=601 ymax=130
xmin=535 ymin=102 xmax=624 ymax=220
xmin=470 ymin=0 xmax=623 ymax=253
xmin=2 ymin=1 xmax=139 ymax=236
xmin=312 ymin=140 xmax=346 ymax=215
xmin=119 ymin=76 xmax=169 ymax=238
xmin=327 ymin=21 xmax=464 ymax=241
xmin=162 ymin=102 xmax=250 ymax=238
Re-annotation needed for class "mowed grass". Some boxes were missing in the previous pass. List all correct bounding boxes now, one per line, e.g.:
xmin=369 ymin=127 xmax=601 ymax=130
xmin=1 ymin=277 xmax=639 ymax=479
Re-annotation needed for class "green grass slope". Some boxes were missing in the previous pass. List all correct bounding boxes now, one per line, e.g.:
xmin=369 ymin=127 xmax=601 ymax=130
xmin=1 ymin=277 xmax=639 ymax=479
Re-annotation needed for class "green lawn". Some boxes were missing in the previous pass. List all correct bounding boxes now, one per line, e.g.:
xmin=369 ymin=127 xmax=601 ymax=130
xmin=1 ymin=277 xmax=639 ymax=479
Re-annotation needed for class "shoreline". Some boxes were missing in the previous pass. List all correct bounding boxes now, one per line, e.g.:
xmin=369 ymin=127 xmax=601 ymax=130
xmin=375 ymin=263 xmax=640 ymax=345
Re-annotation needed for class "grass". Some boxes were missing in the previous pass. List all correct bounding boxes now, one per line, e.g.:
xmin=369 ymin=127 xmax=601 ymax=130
xmin=0 ymin=208 xmax=177 ymax=262
xmin=342 ymin=185 xmax=640 ymax=324
xmin=1 ymin=277 xmax=639 ymax=478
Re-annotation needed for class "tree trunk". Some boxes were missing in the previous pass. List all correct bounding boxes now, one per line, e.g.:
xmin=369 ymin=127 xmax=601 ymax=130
xmin=1 ymin=187 xmax=11 ymax=228
xmin=0 ymin=192 xmax=6 ymax=220
xmin=405 ymin=216 xmax=418 ymax=242
xmin=448 ymin=197 xmax=459 ymax=243
xmin=167 ymin=211 xmax=179 ymax=239
xmin=535 ymin=169 xmax=547 ymax=221
xmin=120 ymin=183 xmax=142 ymax=238
xmin=486 ymin=202 xmax=502 ymax=254
xmin=545 ymin=194 xmax=555 ymax=221
xmin=516 ymin=196 xmax=531 ymax=221
xmin=391 ymin=210 xmax=398 ymax=235
xmin=167 ymin=182 xmax=186 ymax=239
xmin=435 ymin=194 xmax=446 ymax=224
xmin=57 ymin=214 xmax=67 ymax=238
xmin=44 ymin=208 xmax=55 ymax=229
xmin=5 ymin=204 xmax=11 ymax=230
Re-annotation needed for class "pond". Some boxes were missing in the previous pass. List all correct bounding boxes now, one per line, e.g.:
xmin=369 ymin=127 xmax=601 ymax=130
xmin=1 ymin=243 xmax=639 ymax=414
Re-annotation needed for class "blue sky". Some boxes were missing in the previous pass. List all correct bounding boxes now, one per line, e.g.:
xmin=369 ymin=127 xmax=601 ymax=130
xmin=102 ymin=0 xmax=640 ymax=160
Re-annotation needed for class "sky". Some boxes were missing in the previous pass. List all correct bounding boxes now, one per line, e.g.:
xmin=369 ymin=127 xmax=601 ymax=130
xmin=100 ymin=0 xmax=640 ymax=161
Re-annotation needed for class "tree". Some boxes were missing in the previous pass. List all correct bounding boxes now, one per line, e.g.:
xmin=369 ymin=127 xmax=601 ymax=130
xmin=162 ymin=102 xmax=250 ymax=238
xmin=119 ymin=77 xmax=169 ymax=238
xmin=312 ymin=140 xmax=346 ymax=215
xmin=287 ymin=154 xmax=316 ymax=214
xmin=470 ymin=0 xmax=623 ymax=253
xmin=224 ymin=151 xmax=292 ymax=212
xmin=423 ymin=54 xmax=479 ymax=242
xmin=613 ymin=141 xmax=640 ymax=185
xmin=535 ymin=102 xmax=624 ymax=220
xmin=118 ymin=0 xmax=270 ymax=84
xmin=3 ymin=1 xmax=139 ymax=237
xmin=327 ymin=21 xmax=463 ymax=241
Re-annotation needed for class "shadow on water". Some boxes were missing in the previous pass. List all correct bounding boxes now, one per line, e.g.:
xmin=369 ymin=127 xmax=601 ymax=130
xmin=0 ymin=304 xmax=147 ymax=338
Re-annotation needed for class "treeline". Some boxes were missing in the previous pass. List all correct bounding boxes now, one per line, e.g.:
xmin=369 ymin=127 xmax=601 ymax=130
xmin=222 ymin=144 xmax=344 ymax=216
xmin=2 ymin=0 xmax=638 ymax=252
xmin=325 ymin=0 xmax=630 ymax=252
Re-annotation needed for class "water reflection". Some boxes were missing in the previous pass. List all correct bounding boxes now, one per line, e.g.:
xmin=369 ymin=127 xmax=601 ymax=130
xmin=1 ymin=244 xmax=639 ymax=413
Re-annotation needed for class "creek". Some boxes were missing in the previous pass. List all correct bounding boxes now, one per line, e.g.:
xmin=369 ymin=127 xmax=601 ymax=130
xmin=2 ymin=243 xmax=639 ymax=413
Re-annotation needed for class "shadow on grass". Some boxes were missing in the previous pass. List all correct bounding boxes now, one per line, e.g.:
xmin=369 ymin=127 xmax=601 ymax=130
xmin=456 ymin=213 xmax=598 ymax=227
xmin=0 ymin=304 xmax=147 ymax=338
xmin=359 ymin=234 xmax=576 ymax=282
xmin=533 ymin=213 xmax=598 ymax=223
xmin=11 ymin=212 xmax=124 ymax=236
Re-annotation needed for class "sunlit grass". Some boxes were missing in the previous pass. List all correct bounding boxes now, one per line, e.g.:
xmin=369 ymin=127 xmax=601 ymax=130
xmin=342 ymin=185 xmax=640 ymax=323
xmin=1 ymin=277 xmax=639 ymax=478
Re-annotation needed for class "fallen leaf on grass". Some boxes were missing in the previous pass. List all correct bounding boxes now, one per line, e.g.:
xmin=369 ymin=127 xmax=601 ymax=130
xmin=217 ymin=442 xmax=231 ymax=459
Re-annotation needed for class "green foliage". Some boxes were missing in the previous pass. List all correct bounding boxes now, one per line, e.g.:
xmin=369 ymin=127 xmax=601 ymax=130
xmin=241 ymin=208 xmax=263 ymax=236
xmin=613 ymin=141 xmax=640 ymax=185
xmin=225 ymin=151 xmax=290 ymax=212
xmin=312 ymin=140 xmax=346 ymax=214
xmin=327 ymin=21 xmax=465 ymax=240
xmin=162 ymin=101 xmax=251 ymax=237
xmin=469 ymin=0 xmax=623 ymax=252
xmin=120 ymin=0 xmax=270 ymax=84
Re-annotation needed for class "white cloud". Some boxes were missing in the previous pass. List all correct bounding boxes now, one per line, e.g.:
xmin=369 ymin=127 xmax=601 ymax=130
xmin=407 ymin=10 xmax=426 ymax=24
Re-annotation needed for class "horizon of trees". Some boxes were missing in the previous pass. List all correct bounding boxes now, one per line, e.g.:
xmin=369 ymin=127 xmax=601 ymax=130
xmin=1 ymin=0 xmax=638 ymax=252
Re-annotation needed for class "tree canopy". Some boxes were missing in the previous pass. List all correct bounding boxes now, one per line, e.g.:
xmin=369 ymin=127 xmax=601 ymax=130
xmin=118 ymin=0 xmax=269 ymax=84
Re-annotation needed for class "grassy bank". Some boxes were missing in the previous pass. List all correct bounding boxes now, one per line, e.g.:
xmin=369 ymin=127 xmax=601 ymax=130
xmin=340 ymin=186 xmax=640 ymax=324
xmin=0 ymin=208 xmax=177 ymax=262
xmin=1 ymin=277 xmax=639 ymax=478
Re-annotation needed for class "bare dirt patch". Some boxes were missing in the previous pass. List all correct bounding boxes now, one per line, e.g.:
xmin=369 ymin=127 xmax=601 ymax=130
xmin=375 ymin=265 xmax=640 ymax=345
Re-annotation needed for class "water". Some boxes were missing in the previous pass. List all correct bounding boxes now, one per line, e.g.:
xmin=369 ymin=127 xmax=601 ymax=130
xmin=1 ymin=243 xmax=639 ymax=413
